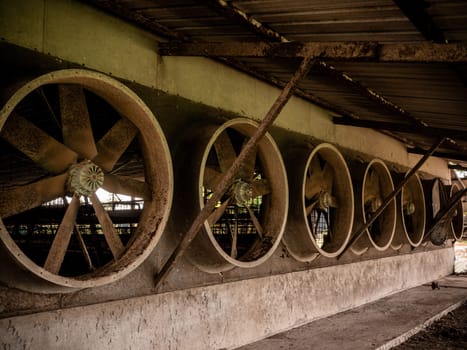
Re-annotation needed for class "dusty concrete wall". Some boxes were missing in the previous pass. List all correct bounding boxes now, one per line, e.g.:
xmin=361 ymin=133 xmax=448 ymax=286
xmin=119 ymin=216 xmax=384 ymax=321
xmin=0 ymin=248 xmax=454 ymax=350
xmin=0 ymin=0 xmax=449 ymax=179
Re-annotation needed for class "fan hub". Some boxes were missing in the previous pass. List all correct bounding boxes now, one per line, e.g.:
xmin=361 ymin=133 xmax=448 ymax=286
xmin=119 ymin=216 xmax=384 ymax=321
xmin=232 ymin=180 xmax=253 ymax=205
xmin=404 ymin=202 xmax=416 ymax=216
xmin=67 ymin=160 xmax=104 ymax=196
xmin=319 ymin=191 xmax=332 ymax=209
xmin=368 ymin=197 xmax=382 ymax=213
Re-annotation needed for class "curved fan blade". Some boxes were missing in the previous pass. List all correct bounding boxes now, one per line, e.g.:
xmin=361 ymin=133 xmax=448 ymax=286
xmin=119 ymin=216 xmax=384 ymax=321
xmin=246 ymin=205 xmax=264 ymax=238
xmin=306 ymin=198 xmax=320 ymax=215
xmin=230 ymin=211 xmax=238 ymax=258
xmin=43 ymin=194 xmax=80 ymax=274
xmin=403 ymin=184 xmax=414 ymax=205
xmin=59 ymin=85 xmax=98 ymax=160
xmin=90 ymin=193 xmax=125 ymax=259
xmin=214 ymin=131 xmax=237 ymax=173
xmin=321 ymin=162 xmax=334 ymax=193
xmin=238 ymin=141 xmax=257 ymax=180
xmin=1 ymin=113 xmax=77 ymax=174
xmin=93 ymin=117 xmax=138 ymax=172
xmin=251 ymin=178 xmax=271 ymax=197
xmin=102 ymin=174 xmax=150 ymax=200
xmin=0 ymin=173 xmax=68 ymax=218
xmin=204 ymin=166 xmax=222 ymax=190
xmin=207 ymin=196 xmax=232 ymax=226
xmin=364 ymin=168 xmax=381 ymax=203
xmin=305 ymin=155 xmax=325 ymax=199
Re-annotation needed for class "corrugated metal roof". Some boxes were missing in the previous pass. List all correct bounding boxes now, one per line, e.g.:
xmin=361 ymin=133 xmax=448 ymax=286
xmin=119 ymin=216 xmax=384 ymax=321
xmin=83 ymin=0 xmax=467 ymax=169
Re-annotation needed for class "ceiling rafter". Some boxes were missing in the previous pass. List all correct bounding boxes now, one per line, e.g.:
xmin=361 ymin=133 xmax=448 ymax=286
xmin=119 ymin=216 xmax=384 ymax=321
xmin=194 ymin=0 xmax=430 ymax=130
xmin=81 ymin=0 xmax=356 ymax=119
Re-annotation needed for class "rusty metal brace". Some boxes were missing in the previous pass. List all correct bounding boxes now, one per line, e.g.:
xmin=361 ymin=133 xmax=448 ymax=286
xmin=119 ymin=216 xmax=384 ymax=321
xmin=154 ymin=56 xmax=315 ymax=290
xmin=337 ymin=137 xmax=446 ymax=260
xmin=424 ymin=187 xmax=467 ymax=244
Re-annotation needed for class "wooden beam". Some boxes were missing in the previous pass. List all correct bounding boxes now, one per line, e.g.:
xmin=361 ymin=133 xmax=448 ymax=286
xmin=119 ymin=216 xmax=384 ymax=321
xmin=158 ymin=42 xmax=467 ymax=63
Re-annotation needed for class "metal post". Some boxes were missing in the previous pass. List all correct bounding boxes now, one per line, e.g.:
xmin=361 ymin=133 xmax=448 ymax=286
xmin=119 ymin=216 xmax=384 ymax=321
xmin=154 ymin=56 xmax=315 ymax=289
xmin=338 ymin=137 xmax=446 ymax=259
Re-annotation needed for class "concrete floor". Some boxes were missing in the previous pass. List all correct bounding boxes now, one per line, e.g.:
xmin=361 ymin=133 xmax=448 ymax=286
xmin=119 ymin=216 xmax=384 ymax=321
xmin=236 ymin=274 xmax=467 ymax=350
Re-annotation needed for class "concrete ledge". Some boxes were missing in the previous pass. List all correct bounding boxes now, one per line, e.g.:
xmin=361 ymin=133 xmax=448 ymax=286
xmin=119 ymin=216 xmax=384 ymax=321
xmin=0 ymin=249 xmax=454 ymax=350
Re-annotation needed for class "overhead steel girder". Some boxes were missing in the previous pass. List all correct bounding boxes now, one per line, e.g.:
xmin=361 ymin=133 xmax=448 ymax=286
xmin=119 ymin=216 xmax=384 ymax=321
xmin=158 ymin=42 xmax=467 ymax=63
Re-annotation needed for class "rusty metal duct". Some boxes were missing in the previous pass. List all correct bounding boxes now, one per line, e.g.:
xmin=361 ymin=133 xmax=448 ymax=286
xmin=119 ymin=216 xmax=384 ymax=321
xmin=349 ymin=159 xmax=396 ymax=255
xmin=283 ymin=143 xmax=354 ymax=261
xmin=0 ymin=69 xmax=173 ymax=293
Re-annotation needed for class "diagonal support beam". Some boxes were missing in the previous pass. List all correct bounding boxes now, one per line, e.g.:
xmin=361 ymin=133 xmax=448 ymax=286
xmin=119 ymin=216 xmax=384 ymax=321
xmin=338 ymin=137 xmax=446 ymax=259
xmin=154 ymin=55 xmax=315 ymax=290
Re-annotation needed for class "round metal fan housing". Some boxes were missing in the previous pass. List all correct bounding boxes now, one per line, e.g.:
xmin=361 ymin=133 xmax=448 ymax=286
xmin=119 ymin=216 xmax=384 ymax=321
xmin=391 ymin=172 xmax=426 ymax=249
xmin=350 ymin=159 xmax=396 ymax=255
xmin=0 ymin=69 xmax=173 ymax=293
xmin=172 ymin=118 xmax=288 ymax=273
xmin=447 ymin=182 xmax=465 ymax=240
xmin=283 ymin=143 xmax=354 ymax=261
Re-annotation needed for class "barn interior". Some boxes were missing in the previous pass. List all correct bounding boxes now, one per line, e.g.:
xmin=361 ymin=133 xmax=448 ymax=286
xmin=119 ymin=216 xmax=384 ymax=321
xmin=1 ymin=0 xmax=467 ymax=348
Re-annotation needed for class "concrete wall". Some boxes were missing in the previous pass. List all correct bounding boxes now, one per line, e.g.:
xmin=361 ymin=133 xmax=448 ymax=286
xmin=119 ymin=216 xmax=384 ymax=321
xmin=0 ymin=248 xmax=454 ymax=349
xmin=0 ymin=1 xmax=456 ymax=349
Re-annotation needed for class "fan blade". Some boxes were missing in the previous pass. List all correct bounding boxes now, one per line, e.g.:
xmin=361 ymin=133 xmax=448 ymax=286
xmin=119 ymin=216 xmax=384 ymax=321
xmin=306 ymin=198 xmax=320 ymax=215
xmin=321 ymin=162 xmax=334 ymax=193
xmin=59 ymin=85 xmax=98 ymax=160
xmin=214 ymin=131 xmax=237 ymax=173
xmin=204 ymin=166 xmax=222 ymax=190
xmin=43 ymin=194 xmax=80 ymax=274
xmin=364 ymin=168 xmax=381 ymax=203
xmin=0 ymin=174 xmax=68 ymax=218
xmin=230 ymin=213 xmax=238 ymax=258
xmin=246 ymin=205 xmax=264 ymax=238
xmin=1 ymin=113 xmax=77 ymax=174
xmin=251 ymin=178 xmax=271 ymax=197
xmin=207 ymin=196 xmax=232 ymax=226
xmin=102 ymin=174 xmax=150 ymax=200
xmin=238 ymin=141 xmax=257 ymax=180
xmin=403 ymin=184 xmax=414 ymax=205
xmin=305 ymin=155 xmax=325 ymax=199
xmin=90 ymin=193 xmax=125 ymax=259
xmin=93 ymin=117 xmax=138 ymax=172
